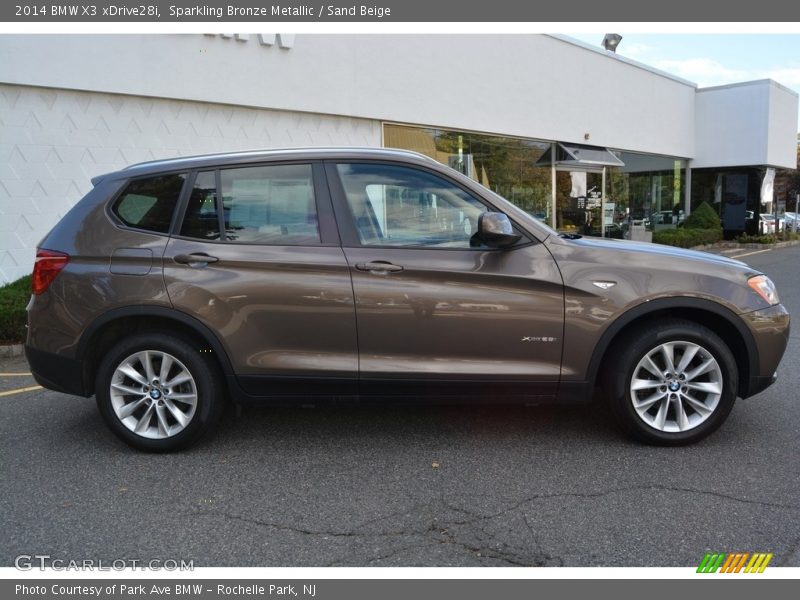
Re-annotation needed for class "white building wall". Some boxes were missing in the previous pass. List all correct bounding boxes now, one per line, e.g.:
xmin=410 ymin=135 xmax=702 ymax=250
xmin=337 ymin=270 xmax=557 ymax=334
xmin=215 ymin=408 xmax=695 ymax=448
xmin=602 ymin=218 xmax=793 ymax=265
xmin=0 ymin=34 xmax=797 ymax=284
xmin=0 ymin=84 xmax=380 ymax=283
xmin=767 ymin=81 xmax=800 ymax=168
xmin=0 ymin=34 xmax=698 ymax=158
xmin=693 ymin=80 xmax=798 ymax=169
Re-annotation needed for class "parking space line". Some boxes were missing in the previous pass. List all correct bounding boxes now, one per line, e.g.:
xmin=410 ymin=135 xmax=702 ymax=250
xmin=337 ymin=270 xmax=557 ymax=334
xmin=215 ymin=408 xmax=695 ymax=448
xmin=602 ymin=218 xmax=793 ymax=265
xmin=0 ymin=385 xmax=42 ymax=397
xmin=0 ymin=372 xmax=33 ymax=376
xmin=729 ymin=249 xmax=772 ymax=259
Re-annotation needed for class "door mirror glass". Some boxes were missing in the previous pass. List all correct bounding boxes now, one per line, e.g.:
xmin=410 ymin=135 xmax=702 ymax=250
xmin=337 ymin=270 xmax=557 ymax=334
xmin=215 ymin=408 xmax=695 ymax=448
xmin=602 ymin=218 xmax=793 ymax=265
xmin=476 ymin=212 xmax=521 ymax=248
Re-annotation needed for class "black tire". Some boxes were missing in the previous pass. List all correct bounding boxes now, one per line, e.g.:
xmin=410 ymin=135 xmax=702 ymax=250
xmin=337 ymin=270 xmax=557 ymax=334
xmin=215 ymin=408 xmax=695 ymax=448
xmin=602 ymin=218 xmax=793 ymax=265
xmin=95 ymin=333 xmax=224 ymax=452
xmin=604 ymin=319 xmax=738 ymax=446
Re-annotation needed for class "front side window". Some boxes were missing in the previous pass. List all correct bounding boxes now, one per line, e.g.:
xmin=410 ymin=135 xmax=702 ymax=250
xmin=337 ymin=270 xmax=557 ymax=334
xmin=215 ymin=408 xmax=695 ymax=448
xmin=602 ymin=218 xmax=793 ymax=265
xmin=336 ymin=163 xmax=489 ymax=248
xmin=219 ymin=164 xmax=320 ymax=245
xmin=112 ymin=173 xmax=186 ymax=233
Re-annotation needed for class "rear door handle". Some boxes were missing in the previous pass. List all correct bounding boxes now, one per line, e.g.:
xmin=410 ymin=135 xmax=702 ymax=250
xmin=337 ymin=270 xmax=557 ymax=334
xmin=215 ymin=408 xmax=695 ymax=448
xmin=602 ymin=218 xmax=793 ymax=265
xmin=355 ymin=260 xmax=404 ymax=273
xmin=174 ymin=253 xmax=219 ymax=267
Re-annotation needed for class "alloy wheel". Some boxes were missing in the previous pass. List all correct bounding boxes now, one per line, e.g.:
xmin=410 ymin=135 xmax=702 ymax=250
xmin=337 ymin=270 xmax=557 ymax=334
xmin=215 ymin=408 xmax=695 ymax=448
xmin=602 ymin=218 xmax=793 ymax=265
xmin=109 ymin=350 xmax=198 ymax=439
xmin=629 ymin=341 xmax=723 ymax=433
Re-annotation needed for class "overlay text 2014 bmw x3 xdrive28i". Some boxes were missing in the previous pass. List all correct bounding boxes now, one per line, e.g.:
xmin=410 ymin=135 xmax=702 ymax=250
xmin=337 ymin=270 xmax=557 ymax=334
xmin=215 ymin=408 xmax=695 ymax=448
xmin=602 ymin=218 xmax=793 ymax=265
xmin=25 ymin=148 xmax=790 ymax=451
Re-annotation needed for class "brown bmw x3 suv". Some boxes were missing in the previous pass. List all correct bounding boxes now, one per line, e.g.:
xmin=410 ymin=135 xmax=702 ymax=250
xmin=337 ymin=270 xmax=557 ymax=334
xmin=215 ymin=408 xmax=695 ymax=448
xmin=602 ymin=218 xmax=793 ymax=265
xmin=26 ymin=148 xmax=789 ymax=451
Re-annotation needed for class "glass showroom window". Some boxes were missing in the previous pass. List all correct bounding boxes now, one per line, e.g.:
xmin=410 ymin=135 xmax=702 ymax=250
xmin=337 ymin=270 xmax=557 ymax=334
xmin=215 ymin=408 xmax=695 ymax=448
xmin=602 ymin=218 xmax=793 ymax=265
xmin=606 ymin=153 xmax=686 ymax=235
xmin=384 ymin=124 xmax=553 ymax=224
xmin=528 ymin=150 xmax=684 ymax=239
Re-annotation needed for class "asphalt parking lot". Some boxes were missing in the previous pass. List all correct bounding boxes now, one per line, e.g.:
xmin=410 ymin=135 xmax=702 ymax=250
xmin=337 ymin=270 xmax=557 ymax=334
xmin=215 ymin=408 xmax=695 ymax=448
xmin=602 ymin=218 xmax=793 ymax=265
xmin=1 ymin=246 xmax=798 ymax=568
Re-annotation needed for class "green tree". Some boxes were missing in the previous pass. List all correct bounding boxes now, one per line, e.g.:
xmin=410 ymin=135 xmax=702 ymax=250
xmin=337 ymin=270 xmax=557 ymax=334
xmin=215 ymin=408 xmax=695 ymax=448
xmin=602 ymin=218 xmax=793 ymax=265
xmin=683 ymin=201 xmax=721 ymax=230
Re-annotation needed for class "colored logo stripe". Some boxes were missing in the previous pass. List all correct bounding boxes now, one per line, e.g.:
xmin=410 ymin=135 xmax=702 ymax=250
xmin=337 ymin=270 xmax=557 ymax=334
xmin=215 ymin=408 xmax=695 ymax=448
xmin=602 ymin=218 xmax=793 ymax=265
xmin=720 ymin=553 xmax=749 ymax=573
xmin=697 ymin=553 xmax=726 ymax=573
xmin=745 ymin=553 xmax=773 ymax=573
xmin=697 ymin=552 xmax=773 ymax=573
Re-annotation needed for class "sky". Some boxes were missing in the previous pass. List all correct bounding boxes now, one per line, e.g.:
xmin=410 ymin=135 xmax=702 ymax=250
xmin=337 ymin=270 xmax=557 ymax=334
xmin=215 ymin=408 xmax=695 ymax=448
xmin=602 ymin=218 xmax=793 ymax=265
xmin=567 ymin=34 xmax=800 ymax=127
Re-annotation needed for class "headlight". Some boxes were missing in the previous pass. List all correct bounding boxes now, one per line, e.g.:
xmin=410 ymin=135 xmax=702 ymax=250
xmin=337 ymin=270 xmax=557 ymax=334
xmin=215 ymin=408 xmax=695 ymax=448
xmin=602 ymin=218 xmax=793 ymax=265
xmin=747 ymin=275 xmax=780 ymax=305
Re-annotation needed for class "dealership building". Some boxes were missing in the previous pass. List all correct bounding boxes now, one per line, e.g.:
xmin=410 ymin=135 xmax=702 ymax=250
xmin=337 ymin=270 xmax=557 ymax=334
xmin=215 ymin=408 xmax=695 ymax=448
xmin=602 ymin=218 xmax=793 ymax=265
xmin=0 ymin=33 xmax=797 ymax=283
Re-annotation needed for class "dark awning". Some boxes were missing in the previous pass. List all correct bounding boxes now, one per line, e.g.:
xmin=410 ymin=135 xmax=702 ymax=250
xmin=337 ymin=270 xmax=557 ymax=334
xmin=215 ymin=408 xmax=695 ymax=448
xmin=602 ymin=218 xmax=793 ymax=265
xmin=536 ymin=143 xmax=625 ymax=168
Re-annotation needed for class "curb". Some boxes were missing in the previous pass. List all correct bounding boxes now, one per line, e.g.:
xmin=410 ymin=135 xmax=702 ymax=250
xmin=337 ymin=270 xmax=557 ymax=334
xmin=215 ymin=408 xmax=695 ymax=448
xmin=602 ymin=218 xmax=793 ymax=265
xmin=692 ymin=240 xmax=800 ymax=251
xmin=0 ymin=344 xmax=24 ymax=359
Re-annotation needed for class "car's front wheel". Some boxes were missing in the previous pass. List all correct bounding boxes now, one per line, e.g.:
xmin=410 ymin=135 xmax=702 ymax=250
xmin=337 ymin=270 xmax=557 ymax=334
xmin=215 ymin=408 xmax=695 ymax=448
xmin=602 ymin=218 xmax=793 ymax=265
xmin=605 ymin=319 xmax=738 ymax=445
xmin=95 ymin=334 xmax=224 ymax=452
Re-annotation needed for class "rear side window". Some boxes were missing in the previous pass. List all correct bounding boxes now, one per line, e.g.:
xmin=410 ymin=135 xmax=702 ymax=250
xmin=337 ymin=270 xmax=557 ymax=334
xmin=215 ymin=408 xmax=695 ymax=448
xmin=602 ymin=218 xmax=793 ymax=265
xmin=112 ymin=174 xmax=186 ymax=234
xmin=180 ymin=171 xmax=221 ymax=240
xmin=220 ymin=164 xmax=320 ymax=245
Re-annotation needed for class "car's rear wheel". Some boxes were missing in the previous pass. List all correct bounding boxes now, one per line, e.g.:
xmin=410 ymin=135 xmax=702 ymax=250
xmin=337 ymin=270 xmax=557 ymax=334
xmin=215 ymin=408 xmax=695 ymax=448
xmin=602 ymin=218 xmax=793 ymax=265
xmin=605 ymin=319 xmax=738 ymax=445
xmin=96 ymin=334 xmax=223 ymax=452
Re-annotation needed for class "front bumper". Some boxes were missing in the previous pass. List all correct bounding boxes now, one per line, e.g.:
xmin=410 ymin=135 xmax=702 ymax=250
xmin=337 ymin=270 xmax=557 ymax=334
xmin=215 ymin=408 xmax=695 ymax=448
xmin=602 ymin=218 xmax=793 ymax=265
xmin=746 ymin=373 xmax=778 ymax=398
xmin=741 ymin=303 xmax=790 ymax=398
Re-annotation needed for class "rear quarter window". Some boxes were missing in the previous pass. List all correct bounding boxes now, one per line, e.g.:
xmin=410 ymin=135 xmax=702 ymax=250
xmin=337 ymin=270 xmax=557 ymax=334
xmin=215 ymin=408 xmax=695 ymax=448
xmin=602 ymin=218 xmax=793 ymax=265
xmin=111 ymin=173 xmax=186 ymax=233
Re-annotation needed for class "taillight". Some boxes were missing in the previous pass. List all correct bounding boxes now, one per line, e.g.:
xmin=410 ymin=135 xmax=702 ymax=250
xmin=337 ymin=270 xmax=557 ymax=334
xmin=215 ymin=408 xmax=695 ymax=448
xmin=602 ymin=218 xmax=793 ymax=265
xmin=32 ymin=249 xmax=69 ymax=295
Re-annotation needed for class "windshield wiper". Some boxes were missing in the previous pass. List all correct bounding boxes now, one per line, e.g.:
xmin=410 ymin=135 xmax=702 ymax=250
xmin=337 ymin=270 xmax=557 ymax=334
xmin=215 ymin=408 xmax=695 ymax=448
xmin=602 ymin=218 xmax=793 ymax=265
xmin=559 ymin=233 xmax=583 ymax=239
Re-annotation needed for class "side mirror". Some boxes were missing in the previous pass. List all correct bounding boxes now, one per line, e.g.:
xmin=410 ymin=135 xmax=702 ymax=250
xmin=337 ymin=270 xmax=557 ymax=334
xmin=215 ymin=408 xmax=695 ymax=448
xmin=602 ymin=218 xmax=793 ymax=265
xmin=475 ymin=212 xmax=522 ymax=248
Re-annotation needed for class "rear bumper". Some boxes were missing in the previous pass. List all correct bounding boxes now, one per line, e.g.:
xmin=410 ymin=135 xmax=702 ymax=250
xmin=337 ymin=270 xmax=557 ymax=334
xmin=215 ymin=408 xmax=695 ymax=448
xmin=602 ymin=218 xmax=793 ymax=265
xmin=25 ymin=345 xmax=89 ymax=397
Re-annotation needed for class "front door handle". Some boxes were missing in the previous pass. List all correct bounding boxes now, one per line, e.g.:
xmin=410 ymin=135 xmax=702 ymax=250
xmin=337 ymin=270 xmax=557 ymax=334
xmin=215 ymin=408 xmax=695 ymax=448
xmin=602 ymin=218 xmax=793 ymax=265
xmin=355 ymin=260 xmax=404 ymax=273
xmin=174 ymin=253 xmax=219 ymax=268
